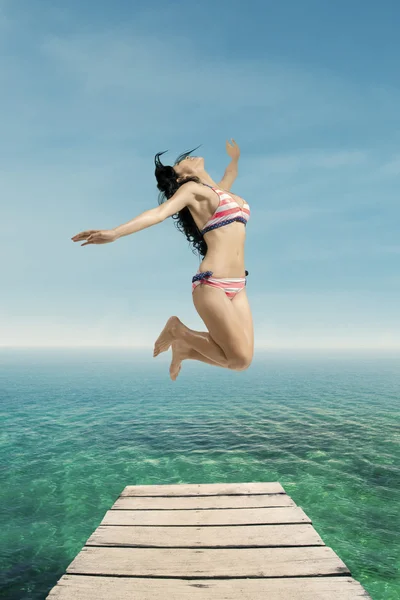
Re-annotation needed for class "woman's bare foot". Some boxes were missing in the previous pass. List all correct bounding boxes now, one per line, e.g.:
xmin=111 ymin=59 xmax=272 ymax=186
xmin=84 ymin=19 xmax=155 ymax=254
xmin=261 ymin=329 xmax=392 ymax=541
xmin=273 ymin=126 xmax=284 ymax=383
xmin=153 ymin=316 xmax=183 ymax=357
xmin=169 ymin=339 xmax=191 ymax=381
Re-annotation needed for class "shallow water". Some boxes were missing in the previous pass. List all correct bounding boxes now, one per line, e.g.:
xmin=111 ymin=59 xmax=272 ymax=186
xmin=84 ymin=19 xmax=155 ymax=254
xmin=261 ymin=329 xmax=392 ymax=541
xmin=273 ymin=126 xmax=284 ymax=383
xmin=1 ymin=349 xmax=399 ymax=599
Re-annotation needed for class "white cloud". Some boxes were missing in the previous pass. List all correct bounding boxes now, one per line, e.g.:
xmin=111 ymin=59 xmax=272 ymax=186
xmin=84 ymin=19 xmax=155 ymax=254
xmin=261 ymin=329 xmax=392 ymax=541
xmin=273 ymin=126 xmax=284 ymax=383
xmin=378 ymin=155 xmax=400 ymax=176
xmin=270 ymin=240 xmax=400 ymax=262
xmin=246 ymin=150 xmax=367 ymax=175
xmin=375 ymin=245 xmax=400 ymax=254
xmin=251 ymin=290 xmax=400 ymax=350
xmin=263 ymin=205 xmax=338 ymax=226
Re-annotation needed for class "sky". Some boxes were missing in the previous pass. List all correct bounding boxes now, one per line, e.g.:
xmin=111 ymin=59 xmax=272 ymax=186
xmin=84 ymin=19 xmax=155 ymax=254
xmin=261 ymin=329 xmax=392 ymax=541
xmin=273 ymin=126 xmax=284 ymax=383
xmin=1 ymin=0 xmax=399 ymax=350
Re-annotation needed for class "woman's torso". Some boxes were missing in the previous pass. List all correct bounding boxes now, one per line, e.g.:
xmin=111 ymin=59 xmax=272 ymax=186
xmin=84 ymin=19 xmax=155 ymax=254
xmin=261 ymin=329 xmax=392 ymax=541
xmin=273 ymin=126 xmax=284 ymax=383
xmin=188 ymin=183 xmax=249 ymax=277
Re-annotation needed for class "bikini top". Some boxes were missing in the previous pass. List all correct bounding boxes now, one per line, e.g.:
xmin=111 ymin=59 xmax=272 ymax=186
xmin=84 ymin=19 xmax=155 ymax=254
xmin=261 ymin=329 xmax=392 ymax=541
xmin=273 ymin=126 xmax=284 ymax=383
xmin=200 ymin=183 xmax=250 ymax=235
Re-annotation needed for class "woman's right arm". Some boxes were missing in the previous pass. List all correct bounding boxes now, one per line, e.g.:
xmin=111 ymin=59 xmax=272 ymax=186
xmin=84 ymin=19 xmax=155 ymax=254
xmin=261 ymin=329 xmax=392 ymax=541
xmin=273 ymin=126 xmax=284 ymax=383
xmin=113 ymin=181 xmax=197 ymax=239
xmin=71 ymin=182 xmax=197 ymax=246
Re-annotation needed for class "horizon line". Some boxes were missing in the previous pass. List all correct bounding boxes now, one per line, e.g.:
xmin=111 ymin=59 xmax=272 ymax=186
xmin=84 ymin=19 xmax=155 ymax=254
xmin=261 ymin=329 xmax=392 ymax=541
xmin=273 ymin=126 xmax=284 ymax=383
xmin=1 ymin=345 xmax=400 ymax=352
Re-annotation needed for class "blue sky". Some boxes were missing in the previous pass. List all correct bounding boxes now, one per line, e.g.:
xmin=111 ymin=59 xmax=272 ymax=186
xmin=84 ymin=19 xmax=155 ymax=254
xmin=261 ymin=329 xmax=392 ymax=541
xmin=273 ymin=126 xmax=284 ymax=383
xmin=1 ymin=0 xmax=399 ymax=349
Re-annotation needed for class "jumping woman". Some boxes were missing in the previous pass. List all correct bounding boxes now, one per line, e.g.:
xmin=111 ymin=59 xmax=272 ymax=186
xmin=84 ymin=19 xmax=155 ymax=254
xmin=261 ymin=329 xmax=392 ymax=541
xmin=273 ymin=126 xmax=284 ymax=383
xmin=71 ymin=140 xmax=253 ymax=380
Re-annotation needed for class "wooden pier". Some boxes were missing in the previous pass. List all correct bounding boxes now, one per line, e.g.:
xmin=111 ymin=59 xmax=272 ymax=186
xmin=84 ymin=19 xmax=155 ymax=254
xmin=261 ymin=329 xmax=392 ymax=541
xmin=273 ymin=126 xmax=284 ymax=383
xmin=46 ymin=482 xmax=371 ymax=599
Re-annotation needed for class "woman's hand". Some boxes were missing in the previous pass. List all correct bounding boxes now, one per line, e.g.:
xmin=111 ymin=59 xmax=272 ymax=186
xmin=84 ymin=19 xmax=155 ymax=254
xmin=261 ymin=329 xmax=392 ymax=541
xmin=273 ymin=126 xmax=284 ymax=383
xmin=226 ymin=138 xmax=240 ymax=161
xmin=71 ymin=229 xmax=117 ymax=246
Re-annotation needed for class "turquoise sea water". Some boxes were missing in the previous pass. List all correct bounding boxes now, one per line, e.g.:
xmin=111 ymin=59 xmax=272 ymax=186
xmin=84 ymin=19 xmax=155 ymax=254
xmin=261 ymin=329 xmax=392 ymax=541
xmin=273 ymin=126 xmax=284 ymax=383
xmin=1 ymin=349 xmax=399 ymax=600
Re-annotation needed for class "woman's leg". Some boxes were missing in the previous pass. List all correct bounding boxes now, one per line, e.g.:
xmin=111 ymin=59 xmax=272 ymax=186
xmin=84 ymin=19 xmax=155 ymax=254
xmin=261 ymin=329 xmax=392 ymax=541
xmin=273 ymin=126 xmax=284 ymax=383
xmin=154 ymin=285 xmax=253 ymax=369
xmin=168 ymin=338 xmax=230 ymax=380
xmin=153 ymin=283 xmax=253 ymax=380
xmin=153 ymin=316 xmax=230 ymax=368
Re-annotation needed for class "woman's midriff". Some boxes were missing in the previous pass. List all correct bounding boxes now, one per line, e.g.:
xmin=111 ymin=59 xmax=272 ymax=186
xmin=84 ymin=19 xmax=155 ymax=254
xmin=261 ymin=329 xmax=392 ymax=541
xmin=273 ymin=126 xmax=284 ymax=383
xmin=199 ymin=226 xmax=247 ymax=278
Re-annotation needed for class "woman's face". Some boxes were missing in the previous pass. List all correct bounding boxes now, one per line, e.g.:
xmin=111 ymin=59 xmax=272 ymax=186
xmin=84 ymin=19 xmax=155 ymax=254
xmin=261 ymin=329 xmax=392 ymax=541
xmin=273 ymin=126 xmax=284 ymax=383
xmin=173 ymin=155 xmax=204 ymax=179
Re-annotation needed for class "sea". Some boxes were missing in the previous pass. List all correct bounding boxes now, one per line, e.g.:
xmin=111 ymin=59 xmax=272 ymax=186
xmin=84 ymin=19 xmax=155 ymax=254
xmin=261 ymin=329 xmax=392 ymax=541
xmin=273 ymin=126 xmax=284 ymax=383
xmin=1 ymin=348 xmax=399 ymax=600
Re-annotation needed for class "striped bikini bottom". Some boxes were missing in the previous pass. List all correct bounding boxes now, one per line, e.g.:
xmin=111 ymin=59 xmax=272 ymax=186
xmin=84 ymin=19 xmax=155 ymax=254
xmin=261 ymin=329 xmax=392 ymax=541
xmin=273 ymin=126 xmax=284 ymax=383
xmin=192 ymin=270 xmax=249 ymax=300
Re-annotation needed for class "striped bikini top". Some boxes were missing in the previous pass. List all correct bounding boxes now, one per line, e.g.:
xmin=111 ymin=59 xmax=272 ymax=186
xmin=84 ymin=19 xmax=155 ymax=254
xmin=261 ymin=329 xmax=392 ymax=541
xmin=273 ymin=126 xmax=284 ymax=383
xmin=200 ymin=183 xmax=250 ymax=235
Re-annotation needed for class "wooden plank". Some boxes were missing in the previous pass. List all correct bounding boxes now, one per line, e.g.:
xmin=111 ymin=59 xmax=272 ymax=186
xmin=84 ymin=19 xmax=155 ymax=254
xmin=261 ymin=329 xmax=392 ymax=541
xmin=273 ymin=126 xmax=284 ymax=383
xmin=101 ymin=506 xmax=310 ymax=526
xmin=112 ymin=493 xmax=295 ymax=510
xmin=120 ymin=482 xmax=285 ymax=496
xmin=87 ymin=523 xmax=325 ymax=547
xmin=66 ymin=546 xmax=349 ymax=578
xmin=46 ymin=575 xmax=373 ymax=600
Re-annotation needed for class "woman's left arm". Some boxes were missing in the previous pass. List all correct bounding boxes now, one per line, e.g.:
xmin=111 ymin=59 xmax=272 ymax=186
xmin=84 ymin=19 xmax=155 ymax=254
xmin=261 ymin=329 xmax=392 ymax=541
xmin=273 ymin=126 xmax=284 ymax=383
xmin=217 ymin=139 xmax=240 ymax=190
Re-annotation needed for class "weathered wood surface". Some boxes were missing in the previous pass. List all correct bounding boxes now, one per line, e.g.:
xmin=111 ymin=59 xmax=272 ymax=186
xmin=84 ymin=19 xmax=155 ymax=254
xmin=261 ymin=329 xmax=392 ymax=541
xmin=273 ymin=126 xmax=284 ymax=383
xmin=46 ymin=575 xmax=372 ymax=600
xmin=66 ymin=546 xmax=349 ymax=577
xmin=46 ymin=482 xmax=372 ymax=599
xmin=86 ymin=523 xmax=324 ymax=547
xmin=101 ymin=506 xmax=310 ymax=526
xmin=120 ymin=482 xmax=285 ymax=496
xmin=112 ymin=492 xmax=294 ymax=510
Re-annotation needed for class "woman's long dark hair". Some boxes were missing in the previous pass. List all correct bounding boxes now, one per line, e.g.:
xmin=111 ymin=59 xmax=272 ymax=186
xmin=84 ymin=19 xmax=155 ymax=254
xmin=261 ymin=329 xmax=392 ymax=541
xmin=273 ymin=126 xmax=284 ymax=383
xmin=154 ymin=146 xmax=207 ymax=258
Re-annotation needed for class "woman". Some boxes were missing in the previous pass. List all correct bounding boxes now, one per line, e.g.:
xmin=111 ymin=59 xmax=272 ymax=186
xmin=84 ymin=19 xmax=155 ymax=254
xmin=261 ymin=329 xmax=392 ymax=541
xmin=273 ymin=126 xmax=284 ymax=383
xmin=72 ymin=140 xmax=254 ymax=380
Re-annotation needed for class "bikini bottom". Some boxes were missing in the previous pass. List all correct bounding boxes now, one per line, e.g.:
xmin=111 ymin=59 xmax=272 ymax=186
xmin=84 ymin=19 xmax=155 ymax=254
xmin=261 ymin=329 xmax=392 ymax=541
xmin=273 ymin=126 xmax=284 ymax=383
xmin=192 ymin=270 xmax=248 ymax=300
